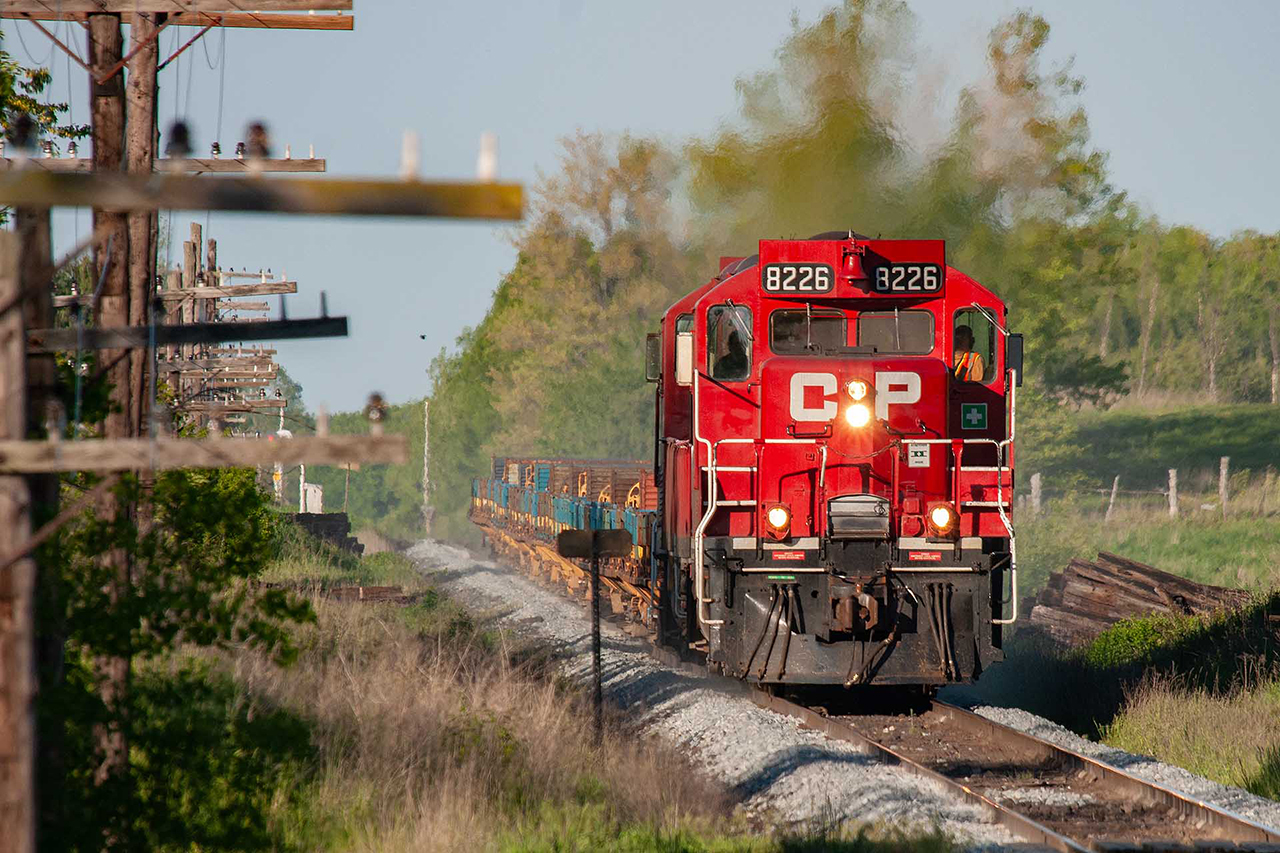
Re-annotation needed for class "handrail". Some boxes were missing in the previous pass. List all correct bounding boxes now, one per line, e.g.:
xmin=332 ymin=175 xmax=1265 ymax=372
xmin=992 ymin=368 xmax=1018 ymax=624
xmin=691 ymin=374 xmax=722 ymax=628
xmin=691 ymin=369 xmax=823 ymax=633
xmin=690 ymin=366 xmax=1020 ymax=630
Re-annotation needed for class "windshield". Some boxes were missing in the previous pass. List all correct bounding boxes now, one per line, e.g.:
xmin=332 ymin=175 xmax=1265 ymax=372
xmin=857 ymin=310 xmax=934 ymax=355
xmin=770 ymin=309 xmax=846 ymax=354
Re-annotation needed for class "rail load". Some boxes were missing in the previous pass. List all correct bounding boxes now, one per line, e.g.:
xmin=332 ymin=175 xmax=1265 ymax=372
xmin=471 ymin=457 xmax=660 ymax=626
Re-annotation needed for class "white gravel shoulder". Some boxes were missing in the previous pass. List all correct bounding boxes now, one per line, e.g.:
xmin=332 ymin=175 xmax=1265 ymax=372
xmin=966 ymin=703 xmax=1280 ymax=832
xmin=407 ymin=539 xmax=1016 ymax=846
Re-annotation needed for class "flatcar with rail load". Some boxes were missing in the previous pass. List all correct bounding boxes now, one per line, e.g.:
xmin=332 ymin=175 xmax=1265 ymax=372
xmin=471 ymin=230 xmax=1023 ymax=690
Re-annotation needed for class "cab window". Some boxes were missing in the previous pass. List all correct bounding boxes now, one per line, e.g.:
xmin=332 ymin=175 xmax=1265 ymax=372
xmin=857 ymin=310 xmax=933 ymax=355
xmin=770 ymin=309 xmax=845 ymax=354
xmin=952 ymin=308 xmax=996 ymax=383
xmin=676 ymin=313 xmax=693 ymax=333
xmin=707 ymin=305 xmax=752 ymax=381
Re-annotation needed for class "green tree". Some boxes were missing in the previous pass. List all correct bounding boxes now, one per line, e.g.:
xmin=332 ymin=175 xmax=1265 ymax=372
xmin=44 ymin=470 xmax=314 ymax=851
xmin=0 ymin=32 xmax=87 ymax=147
xmin=424 ymin=132 xmax=688 ymax=540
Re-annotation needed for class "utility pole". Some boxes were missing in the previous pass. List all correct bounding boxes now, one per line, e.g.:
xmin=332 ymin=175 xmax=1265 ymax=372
xmin=86 ymin=9 xmax=133 ymax=797
xmin=124 ymin=11 xmax=161 ymax=436
xmin=16 ymin=206 xmax=62 ymax=853
xmin=422 ymin=398 xmax=431 ymax=535
xmin=0 ymin=234 xmax=34 ymax=853
xmin=88 ymin=14 xmax=131 ymax=439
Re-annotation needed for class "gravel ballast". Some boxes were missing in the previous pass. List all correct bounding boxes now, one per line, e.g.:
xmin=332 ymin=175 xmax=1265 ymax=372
xmin=408 ymin=539 xmax=1014 ymax=843
xmin=407 ymin=539 xmax=1280 ymax=841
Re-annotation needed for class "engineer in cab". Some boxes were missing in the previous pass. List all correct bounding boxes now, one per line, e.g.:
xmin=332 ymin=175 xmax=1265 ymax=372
xmin=953 ymin=324 xmax=985 ymax=382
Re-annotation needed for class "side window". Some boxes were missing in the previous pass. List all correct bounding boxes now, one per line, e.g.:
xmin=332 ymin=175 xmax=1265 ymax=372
xmin=707 ymin=305 xmax=752 ymax=381
xmin=676 ymin=313 xmax=694 ymax=333
xmin=953 ymin=308 xmax=995 ymax=383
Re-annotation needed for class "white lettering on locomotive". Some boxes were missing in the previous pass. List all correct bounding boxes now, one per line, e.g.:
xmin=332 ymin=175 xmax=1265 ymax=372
xmin=789 ymin=372 xmax=837 ymax=421
xmin=790 ymin=371 xmax=924 ymax=422
xmin=874 ymin=372 xmax=922 ymax=420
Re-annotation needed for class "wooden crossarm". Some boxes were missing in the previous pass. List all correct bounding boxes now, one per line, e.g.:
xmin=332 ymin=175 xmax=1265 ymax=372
xmin=5 ymin=11 xmax=354 ymax=30
xmin=156 ymin=358 xmax=275 ymax=372
xmin=181 ymin=400 xmax=287 ymax=411
xmin=0 ymin=434 xmax=406 ymax=473
xmin=0 ymin=158 xmax=327 ymax=174
xmin=1 ymin=1 xmax=352 ymax=12
xmin=217 ymin=302 xmax=271 ymax=312
xmin=27 ymin=316 xmax=346 ymax=351
xmin=180 ymin=369 xmax=279 ymax=380
xmin=53 ymin=281 xmax=297 ymax=307
xmin=0 ymin=172 xmax=524 ymax=219
xmin=201 ymin=378 xmax=271 ymax=387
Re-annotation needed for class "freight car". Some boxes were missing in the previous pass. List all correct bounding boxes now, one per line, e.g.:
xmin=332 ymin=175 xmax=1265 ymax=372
xmin=472 ymin=230 xmax=1023 ymax=690
xmin=471 ymin=458 xmax=661 ymax=623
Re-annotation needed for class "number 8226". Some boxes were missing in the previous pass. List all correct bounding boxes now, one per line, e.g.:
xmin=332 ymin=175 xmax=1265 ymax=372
xmin=873 ymin=263 xmax=941 ymax=294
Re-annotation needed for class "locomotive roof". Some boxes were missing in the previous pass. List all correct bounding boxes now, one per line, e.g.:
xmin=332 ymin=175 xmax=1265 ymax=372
xmin=669 ymin=234 xmax=1005 ymax=324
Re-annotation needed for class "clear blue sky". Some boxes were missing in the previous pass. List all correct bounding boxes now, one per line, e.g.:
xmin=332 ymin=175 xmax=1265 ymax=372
xmin=5 ymin=1 xmax=1278 ymax=411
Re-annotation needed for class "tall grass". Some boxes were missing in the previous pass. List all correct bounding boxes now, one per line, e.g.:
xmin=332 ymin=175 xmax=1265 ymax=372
xmin=232 ymin=532 xmax=961 ymax=850
xmin=227 ymin=597 xmax=737 ymax=851
xmin=258 ymin=521 xmax=426 ymax=590
xmin=1102 ymin=674 xmax=1280 ymax=799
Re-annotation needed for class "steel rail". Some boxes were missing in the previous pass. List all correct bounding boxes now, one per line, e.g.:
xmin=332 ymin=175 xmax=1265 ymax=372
xmin=754 ymin=689 xmax=1280 ymax=850
xmin=933 ymin=699 xmax=1280 ymax=846
xmin=750 ymin=690 xmax=1091 ymax=853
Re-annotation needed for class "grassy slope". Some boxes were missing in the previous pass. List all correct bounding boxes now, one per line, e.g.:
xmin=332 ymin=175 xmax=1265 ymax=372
xmin=1103 ymin=678 xmax=1280 ymax=799
xmin=1040 ymin=403 xmax=1280 ymax=490
xmin=1017 ymin=403 xmax=1280 ymax=595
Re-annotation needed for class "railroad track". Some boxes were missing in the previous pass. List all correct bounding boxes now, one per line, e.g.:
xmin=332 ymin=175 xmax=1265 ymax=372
xmin=477 ymin=530 xmax=1280 ymax=850
xmin=752 ymin=690 xmax=1280 ymax=852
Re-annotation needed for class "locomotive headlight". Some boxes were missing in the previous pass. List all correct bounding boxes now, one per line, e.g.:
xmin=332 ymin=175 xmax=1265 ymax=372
xmin=928 ymin=503 xmax=958 ymax=536
xmin=846 ymin=379 xmax=869 ymax=401
xmin=765 ymin=503 xmax=791 ymax=539
xmin=844 ymin=403 xmax=872 ymax=428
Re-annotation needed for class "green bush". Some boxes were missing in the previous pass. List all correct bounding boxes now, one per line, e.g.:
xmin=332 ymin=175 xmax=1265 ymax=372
xmin=1083 ymin=614 xmax=1197 ymax=670
xmin=969 ymin=592 xmax=1280 ymax=738
xmin=40 ymin=469 xmax=316 ymax=852
xmin=49 ymin=657 xmax=313 ymax=853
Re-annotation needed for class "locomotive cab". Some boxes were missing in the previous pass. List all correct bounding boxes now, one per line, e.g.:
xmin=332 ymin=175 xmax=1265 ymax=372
xmin=652 ymin=232 xmax=1020 ymax=687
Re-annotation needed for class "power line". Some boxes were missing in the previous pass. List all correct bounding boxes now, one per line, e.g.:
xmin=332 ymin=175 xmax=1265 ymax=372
xmin=12 ymin=21 xmax=57 ymax=68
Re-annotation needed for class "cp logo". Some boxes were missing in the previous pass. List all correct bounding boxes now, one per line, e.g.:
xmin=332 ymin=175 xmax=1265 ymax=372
xmin=789 ymin=372 xmax=921 ymax=422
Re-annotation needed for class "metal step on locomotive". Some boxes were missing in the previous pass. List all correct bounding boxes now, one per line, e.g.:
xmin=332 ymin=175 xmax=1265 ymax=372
xmin=470 ymin=230 xmax=1024 ymax=690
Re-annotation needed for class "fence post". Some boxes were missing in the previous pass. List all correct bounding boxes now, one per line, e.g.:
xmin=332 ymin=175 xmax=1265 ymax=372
xmin=1168 ymin=468 xmax=1178 ymax=519
xmin=1105 ymin=475 xmax=1120 ymax=522
xmin=1220 ymin=456 xmax=1230 ymax=520
xmin=1030 ymin=472 xmax=1042 ymax=515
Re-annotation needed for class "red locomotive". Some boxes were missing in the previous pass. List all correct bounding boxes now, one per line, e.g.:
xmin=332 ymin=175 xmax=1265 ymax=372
xmin=473 ymin=230 xmax=1021 ymax=689
xmin=647 ymin=231 xmax=1021 ymax=687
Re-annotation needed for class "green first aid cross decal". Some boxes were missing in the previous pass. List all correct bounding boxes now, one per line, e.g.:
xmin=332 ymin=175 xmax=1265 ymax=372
xmin=961 ymin=403 xmax=988 ymax=430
